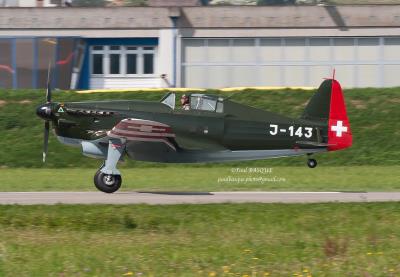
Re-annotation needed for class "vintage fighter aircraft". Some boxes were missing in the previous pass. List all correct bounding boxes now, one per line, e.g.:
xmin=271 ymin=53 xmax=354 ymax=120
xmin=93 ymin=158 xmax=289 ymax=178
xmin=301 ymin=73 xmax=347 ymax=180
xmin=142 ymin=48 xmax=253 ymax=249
xmin=36 ymin=77 xmax=352 ymax=193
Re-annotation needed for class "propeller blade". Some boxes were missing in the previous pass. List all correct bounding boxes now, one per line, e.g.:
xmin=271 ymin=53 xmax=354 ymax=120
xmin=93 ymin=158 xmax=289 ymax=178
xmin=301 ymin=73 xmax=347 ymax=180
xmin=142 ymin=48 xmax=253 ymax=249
xmin=46 ymin=62 xmax=52 ymax=103
xmin=43 ymin=121 xmax=50 ymax=163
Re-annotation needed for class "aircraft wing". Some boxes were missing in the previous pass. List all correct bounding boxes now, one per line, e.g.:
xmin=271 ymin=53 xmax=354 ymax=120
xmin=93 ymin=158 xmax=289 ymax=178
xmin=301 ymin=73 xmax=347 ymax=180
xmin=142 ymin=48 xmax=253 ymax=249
xmin=107 ymin=118 xmax=177 ymax=151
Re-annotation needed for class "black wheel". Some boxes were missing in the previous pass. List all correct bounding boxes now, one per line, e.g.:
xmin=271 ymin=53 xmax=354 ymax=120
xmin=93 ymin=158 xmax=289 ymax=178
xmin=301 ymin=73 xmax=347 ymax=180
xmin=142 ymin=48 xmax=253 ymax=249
xmin=307 ymin=158 xmax=317 ymax=168
xmin=94 ymin=170 xmax=122 ymax=193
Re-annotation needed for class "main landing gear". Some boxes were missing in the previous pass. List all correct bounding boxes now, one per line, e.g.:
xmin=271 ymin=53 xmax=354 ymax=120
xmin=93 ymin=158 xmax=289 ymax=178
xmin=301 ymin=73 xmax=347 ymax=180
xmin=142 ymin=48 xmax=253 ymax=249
xmin=94 ymin=170 xmax=122 ymax=193
xmin=306 ymin=153 xmax=317 ymax=168
xmin=307 ymin=158 xmax=317 ymax=168
xmin=306 ymin=154 xmax=318 ymax=169
xmin=94 ymin=139 xmax=125 ymax=193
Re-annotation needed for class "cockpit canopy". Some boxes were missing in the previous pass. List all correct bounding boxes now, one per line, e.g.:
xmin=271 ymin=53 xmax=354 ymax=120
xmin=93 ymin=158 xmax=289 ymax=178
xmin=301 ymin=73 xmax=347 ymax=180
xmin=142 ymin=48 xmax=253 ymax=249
xmin=161 ymin=93 xmax=224 ymax=113
xmin=190 ymin=94 xmax=224 ymax=113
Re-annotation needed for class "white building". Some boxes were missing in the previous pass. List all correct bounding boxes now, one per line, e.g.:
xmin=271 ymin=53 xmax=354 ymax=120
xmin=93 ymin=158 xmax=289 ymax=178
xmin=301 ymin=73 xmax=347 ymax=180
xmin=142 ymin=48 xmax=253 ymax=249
xmin=0 ymin=0 xmax=61 ymax=7
xmin=0 ymin=5 xmax=399 ymax=89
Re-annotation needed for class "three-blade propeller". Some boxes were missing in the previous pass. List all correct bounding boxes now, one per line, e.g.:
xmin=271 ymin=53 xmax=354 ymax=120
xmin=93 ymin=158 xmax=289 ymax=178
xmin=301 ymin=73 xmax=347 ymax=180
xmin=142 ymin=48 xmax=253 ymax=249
xmin=46 ymin=66 xmax=52 ymax=104
xmin=43 ymin=65 xmax=52 ymax=163
xmin=36 ymin=64 xmax=53 ymax=163
xmin=43 ymin=121 xmax=50 ymax=163
xmin=43 ymin=65 xmax=52 ymax=162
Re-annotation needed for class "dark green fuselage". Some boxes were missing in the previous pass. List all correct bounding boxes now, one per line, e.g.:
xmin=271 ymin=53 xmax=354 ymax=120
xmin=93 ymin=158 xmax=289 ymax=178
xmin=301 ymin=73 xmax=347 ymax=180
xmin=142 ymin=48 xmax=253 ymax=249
xmin=51 ymin=98 xmax=327 ymax=152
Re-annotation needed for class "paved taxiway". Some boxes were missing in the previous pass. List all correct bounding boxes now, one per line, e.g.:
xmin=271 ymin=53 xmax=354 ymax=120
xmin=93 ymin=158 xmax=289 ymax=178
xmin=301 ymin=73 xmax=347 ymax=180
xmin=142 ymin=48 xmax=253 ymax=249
xmin=0 ymin=191 xmax=399 ymax=205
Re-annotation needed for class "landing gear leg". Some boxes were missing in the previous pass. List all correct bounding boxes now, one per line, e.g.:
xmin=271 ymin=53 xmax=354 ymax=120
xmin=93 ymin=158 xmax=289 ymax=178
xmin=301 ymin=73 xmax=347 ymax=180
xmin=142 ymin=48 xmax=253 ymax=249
xmin=94 ymin=139 xmax=125 ymax=193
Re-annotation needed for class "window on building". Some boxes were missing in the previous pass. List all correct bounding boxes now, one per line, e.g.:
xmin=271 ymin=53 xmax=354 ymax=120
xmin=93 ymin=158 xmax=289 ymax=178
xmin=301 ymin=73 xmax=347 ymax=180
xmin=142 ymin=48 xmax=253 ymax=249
xmin=143 ymin=54 xmax=154 ymax=74
xmin=126 ymin=54 xmax=137 ymax=74
xmin=92 ymin=54 xmax=103 ymax=74
xmin=110 ymin=54 xmax=120 ymax=74
xmin=91 ymin=45 xmax=156 ymax=76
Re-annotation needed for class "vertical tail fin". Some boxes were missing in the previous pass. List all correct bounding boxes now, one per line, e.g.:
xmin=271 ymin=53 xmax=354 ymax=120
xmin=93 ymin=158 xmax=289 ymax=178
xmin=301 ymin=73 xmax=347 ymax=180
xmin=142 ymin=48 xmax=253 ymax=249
xmin=327 ymin=79 xmax=352 ymax=151
xmin=301 ymin=78 xmax=352 ymax=151
xmin=301 ymin=79 xmax=332 ymax=122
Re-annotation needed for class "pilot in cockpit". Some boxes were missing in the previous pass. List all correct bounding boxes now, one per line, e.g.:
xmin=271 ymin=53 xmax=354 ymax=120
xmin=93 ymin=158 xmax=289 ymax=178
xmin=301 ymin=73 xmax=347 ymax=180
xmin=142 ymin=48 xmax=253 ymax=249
xmin=181 ymin=94 xmax=190 ymax=110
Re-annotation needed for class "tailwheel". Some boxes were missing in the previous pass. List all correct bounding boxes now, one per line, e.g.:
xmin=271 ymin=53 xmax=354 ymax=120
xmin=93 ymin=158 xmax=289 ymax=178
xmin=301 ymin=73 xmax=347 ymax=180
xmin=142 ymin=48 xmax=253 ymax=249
xmin=307 ymin=158 xmax=317 ymax=169
xmin=94 ymin=170 xmax=122 ymax=193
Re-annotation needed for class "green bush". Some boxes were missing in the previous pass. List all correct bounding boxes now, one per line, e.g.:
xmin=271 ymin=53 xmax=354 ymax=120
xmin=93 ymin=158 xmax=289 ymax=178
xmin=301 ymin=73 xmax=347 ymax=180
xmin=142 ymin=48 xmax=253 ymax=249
xmin=124 ymin=0 xmax=148 ymax=6
xmin=257 ymin=0 xmax=296 ymax=5
xmin=72 ymin=0 xmax=107 ymax=7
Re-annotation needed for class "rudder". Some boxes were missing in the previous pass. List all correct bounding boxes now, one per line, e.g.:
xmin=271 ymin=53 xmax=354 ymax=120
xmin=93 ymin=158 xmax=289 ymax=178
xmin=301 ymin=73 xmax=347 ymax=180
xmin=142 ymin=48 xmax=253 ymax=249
xmin=327 ymin=79 xmax=352 ymax=151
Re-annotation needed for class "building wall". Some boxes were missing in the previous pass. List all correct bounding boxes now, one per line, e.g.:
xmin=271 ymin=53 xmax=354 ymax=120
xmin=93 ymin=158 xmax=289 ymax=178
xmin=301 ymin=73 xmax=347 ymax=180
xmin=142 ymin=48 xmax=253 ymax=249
xmin=1 ymin=6 xmax=400 ymax=89
xmin=157 ymin=29 xmax=175 ymax=88
xmin=1 ymin=0 xmax=59 ymax=7
xmin=16 ymin=0 xmax=36 ymax=7
xmin=181 ymin=37 xmax=400 ymax=88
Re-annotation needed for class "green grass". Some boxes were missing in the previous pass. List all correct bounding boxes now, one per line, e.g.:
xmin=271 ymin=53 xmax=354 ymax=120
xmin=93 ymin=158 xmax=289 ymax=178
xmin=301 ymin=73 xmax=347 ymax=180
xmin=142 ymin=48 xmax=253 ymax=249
xmin=0 ymin=203 xmax=400 ymax=276
xmin=226 ymin=0 xmax=400 ymax=5
xmin=0 ymin=87 xmax=399 ymax=168
xmin=327 ymin=0 xmax=400 ymax=4
xmin=1 ymin=166 xmax=399 ymax=191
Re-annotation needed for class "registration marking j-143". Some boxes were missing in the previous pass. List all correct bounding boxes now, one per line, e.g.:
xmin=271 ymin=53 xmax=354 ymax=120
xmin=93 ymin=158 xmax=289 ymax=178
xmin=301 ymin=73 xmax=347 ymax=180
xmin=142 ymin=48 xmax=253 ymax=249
xmin=269 ymin=124 xmax=313 ymax=138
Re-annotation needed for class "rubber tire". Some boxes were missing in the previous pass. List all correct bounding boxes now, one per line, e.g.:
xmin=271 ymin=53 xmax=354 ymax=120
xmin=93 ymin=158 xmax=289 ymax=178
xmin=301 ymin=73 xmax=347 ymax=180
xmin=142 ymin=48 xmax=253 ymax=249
xmin=307 ymin=158 xmax=317 ymax=169
xmin=94 ymin=170 xmax=122 ymax=193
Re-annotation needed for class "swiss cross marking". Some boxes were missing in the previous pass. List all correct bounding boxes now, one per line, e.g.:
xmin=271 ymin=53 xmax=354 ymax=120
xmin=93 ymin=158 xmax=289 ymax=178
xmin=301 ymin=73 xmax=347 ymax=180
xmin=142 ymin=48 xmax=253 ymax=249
xmin=331 ymin=120 xmax=348 ymax=137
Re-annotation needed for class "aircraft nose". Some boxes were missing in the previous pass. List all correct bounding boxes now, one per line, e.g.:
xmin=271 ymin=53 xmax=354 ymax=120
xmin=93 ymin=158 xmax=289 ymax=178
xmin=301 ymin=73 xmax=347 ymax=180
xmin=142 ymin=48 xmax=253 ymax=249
xmin=36 ymin=104 xmax=53 ymax=120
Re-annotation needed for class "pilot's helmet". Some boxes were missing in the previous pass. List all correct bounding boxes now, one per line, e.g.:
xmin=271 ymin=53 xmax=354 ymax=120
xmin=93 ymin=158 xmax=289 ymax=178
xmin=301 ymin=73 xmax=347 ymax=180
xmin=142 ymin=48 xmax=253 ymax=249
xmin=181 ymin=94 xmax=189 ymax=104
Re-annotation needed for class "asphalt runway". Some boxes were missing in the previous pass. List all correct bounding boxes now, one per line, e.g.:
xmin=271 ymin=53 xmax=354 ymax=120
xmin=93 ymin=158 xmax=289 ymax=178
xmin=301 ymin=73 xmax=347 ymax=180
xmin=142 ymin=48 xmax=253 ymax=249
xmin=0 ymin=191 xmax=399 ymax=205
